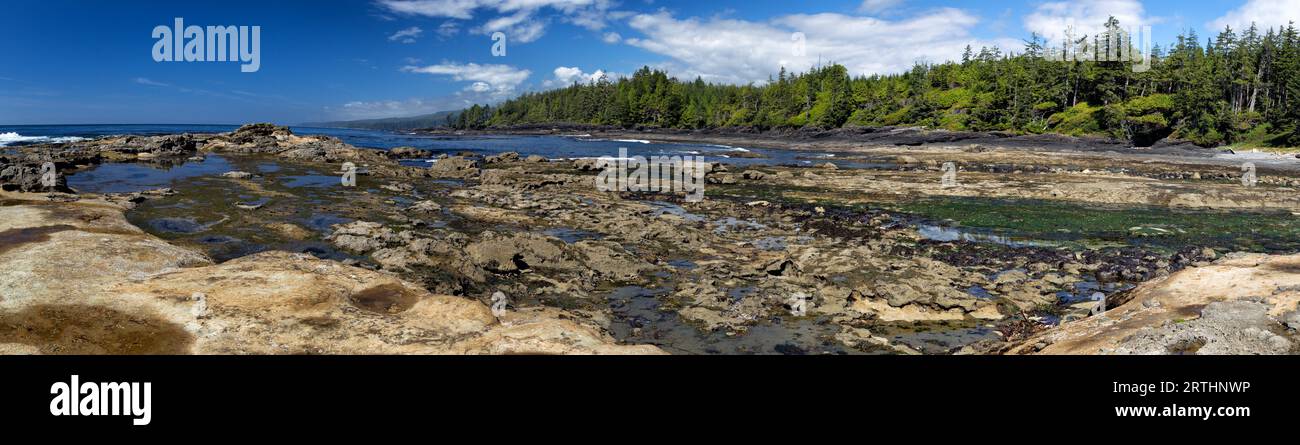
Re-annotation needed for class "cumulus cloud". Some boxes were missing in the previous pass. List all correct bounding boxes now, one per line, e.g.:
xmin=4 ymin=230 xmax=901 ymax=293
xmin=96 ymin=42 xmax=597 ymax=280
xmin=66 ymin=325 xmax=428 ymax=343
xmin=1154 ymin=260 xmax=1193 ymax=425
xmin=401 ymin=62 xmax=532 ymax=98
xmin=543 ymin=66 xmax=614 ymax=87
xmin=376 ymin=0 xmax=614 ymax=43
xmin=1024 ymin=0 xmax=1151 ymax=45
xmin=1210 ymin=0 xmax=1300 ymax=32
xmin=388 ymin=26 xmax=423 ymax=43
xmin=622 ymin=9 xmax=1016 ymax=85
xmin=602 ymin=31 xmax=621 ymax=43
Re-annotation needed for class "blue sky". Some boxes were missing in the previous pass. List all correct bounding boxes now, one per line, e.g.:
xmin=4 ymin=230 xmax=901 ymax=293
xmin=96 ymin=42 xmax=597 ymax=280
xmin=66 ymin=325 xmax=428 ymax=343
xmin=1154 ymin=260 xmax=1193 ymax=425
xmin=1 ymin=0 xmax=1295 ymax=125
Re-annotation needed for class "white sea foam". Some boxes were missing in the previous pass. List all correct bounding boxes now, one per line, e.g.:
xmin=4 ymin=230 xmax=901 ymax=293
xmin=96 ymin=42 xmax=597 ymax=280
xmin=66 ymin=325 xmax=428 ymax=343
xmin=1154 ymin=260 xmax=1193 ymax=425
xmin=705 ymin=144 xmax=750 ymax=152
xmin=0 ymin=132 xmax=88 ymax=146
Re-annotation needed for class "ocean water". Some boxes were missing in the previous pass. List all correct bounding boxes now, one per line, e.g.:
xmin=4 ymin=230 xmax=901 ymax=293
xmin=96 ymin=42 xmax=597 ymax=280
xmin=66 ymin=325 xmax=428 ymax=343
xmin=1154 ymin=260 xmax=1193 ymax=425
xmin=0 ymin=124 xmax=880 ymax=168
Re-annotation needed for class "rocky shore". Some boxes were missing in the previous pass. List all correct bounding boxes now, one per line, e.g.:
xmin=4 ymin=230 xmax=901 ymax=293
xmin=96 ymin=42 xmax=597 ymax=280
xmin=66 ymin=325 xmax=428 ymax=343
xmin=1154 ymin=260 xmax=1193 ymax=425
xmin=3 ymin=123 xmax=1299 ymax=354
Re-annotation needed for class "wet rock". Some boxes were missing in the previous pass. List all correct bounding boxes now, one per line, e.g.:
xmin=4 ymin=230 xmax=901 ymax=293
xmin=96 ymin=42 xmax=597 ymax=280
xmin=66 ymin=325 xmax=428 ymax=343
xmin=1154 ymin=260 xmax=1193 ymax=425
xmin=706 ymin=173 xmax=737 ymax=184
xmin=406 ymin=200 xmax=442 ymax=213
xmin=222 ymin=171 xmax=253 ymax=179
xmin=573 ymin=158 xmax=603 ymax=171
xmin=572 ymin=240 xmax=656 ymax=282
xmin=387 ymin=146 xmax=432 ymax=159
xmin=93 ymin=134 xmax=199 ymax=157
xmin=266 ymin=223 xmax=313 ymax=240
xmin=225 ymin=123 xmax=292 ymax=145
xmin=0 ymin=163 xmax=68 ymax=192
xmin=380 ymin=182 xmax=414 ymax=193
xmin=485 ymin=152 xmax=520 ymax=164
xmin=819 ymin=162 xmax=838 ymax=170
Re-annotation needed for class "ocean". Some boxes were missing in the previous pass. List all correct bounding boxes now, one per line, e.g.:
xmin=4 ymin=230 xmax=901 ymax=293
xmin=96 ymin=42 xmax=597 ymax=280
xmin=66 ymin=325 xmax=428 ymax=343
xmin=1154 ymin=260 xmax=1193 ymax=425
xmin=0 ymin=124 xmax=878 ymax=169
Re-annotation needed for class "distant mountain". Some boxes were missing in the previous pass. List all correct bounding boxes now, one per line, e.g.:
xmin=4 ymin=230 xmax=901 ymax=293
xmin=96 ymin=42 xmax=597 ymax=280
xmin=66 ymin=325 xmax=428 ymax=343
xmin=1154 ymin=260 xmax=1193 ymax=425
xmin=302 ymin=110 xmax=459 ymax=131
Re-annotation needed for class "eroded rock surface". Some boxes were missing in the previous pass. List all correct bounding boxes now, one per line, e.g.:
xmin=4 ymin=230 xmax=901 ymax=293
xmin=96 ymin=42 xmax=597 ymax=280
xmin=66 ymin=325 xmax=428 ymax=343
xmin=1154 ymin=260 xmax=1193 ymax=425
xmin=0 ymin=192 xmax=661 ymax=355
xmin=1004 ymin=253 xmax=1300 ymax=355
xmin=8 ymin=123 xmax=1300 ymax=355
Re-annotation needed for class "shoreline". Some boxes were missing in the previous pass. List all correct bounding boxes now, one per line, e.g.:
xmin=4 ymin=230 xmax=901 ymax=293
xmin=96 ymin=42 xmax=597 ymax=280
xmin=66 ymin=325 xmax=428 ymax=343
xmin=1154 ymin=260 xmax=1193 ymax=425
xmin=414 ymin=124 xmax=1300 ymax=173
xmin=3 ymin=123 xmax=1299 ymax=355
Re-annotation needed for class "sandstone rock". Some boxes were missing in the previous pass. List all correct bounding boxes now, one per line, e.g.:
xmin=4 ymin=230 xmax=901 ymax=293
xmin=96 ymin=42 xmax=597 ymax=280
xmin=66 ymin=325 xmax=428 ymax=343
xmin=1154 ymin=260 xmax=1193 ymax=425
xmin=466 ymin=231 xmax=569 ymax=274
xmin=0 ymin=191 xmax=661 ymax=355
xmin=1009 ymin=253 xmax=1300 ymax=355
xmin=1110 ymin=301 xmax=1292 ymax=354
xmin=485 ymin=152 xmax=520 ymax=164
xmin=328 ymin=221 xmax=405 ymax=253
xmin=266 ymin=223 xmax=313 ymax=240
xmin=428 ymin=156 xmax=481 ymax=179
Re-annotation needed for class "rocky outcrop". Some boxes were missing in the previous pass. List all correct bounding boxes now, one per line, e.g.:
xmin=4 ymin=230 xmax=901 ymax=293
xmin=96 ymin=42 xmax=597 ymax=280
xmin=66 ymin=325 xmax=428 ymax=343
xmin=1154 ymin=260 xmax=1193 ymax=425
xmin=485 ymin=151 xmax=520 ymax=164
xmin=0 ymin=192 xmax=662 ymax=355
xmin=387 ymin=146 xmax=432 ymax=159
xmin=428 ymin=156 xmax=481 ymax=179
xmin=0 ymin=163 xmax=68 ymax=192
xmin=1006 ymin=253 xmax=1300 ymax=355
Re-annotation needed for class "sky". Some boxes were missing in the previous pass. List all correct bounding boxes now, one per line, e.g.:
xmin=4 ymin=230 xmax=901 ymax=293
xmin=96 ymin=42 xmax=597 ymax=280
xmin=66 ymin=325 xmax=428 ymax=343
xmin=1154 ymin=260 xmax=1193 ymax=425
xmin=2 ymin=0 xmax=1298 ymax=125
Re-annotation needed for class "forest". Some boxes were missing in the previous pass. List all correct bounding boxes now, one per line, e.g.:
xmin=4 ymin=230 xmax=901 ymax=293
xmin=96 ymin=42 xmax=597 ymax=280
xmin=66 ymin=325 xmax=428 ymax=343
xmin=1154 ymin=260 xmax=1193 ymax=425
xmin=452 ymin=18 xmax=1300 ymax=148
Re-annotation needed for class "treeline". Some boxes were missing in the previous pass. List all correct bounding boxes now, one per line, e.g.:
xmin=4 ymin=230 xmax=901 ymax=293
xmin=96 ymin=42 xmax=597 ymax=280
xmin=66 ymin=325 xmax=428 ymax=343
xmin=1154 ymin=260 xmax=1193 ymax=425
xmin=454 ymin=18 xmax=1300 ymax=147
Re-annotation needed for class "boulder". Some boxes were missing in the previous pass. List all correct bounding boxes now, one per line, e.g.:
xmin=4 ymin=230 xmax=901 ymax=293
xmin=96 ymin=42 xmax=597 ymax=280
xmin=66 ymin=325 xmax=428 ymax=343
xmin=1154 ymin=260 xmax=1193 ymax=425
xmin=428 ymin=156 xmax=481 ymax=179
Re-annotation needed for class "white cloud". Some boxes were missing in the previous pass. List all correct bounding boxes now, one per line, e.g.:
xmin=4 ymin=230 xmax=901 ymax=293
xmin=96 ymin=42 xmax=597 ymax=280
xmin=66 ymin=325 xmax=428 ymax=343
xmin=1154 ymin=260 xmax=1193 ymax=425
xmin=602 ymin=31 xmax=621 ymax=43
xmin=544 ymin=66 xmax=593 ymax=85
xmin=388 ymin=26 xmax=424 ymax=43
xmin=134 ymin=77 xmax=171 ymax=87
xmin=132 ymin=78 xmax=267 ymax=103
xmin=1210 ymin=0 xmax=1300 ymax=32
xmin=437 ymin=21 xmax=460 ymax=38
xmin=622 ymin=9 xmax=1015 ymax=84
xmin=1024 ymin=0 xmax=1150 ymax=45
xmin=481 ymin=10 xmax=548 ymax=42
xmin=376 ymin=0 xmax=614 ymax=43
xmin=858 ymin=0 xmax=903 ymax=14
xmin=401 ymin=62 xmax=531 ymax=98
